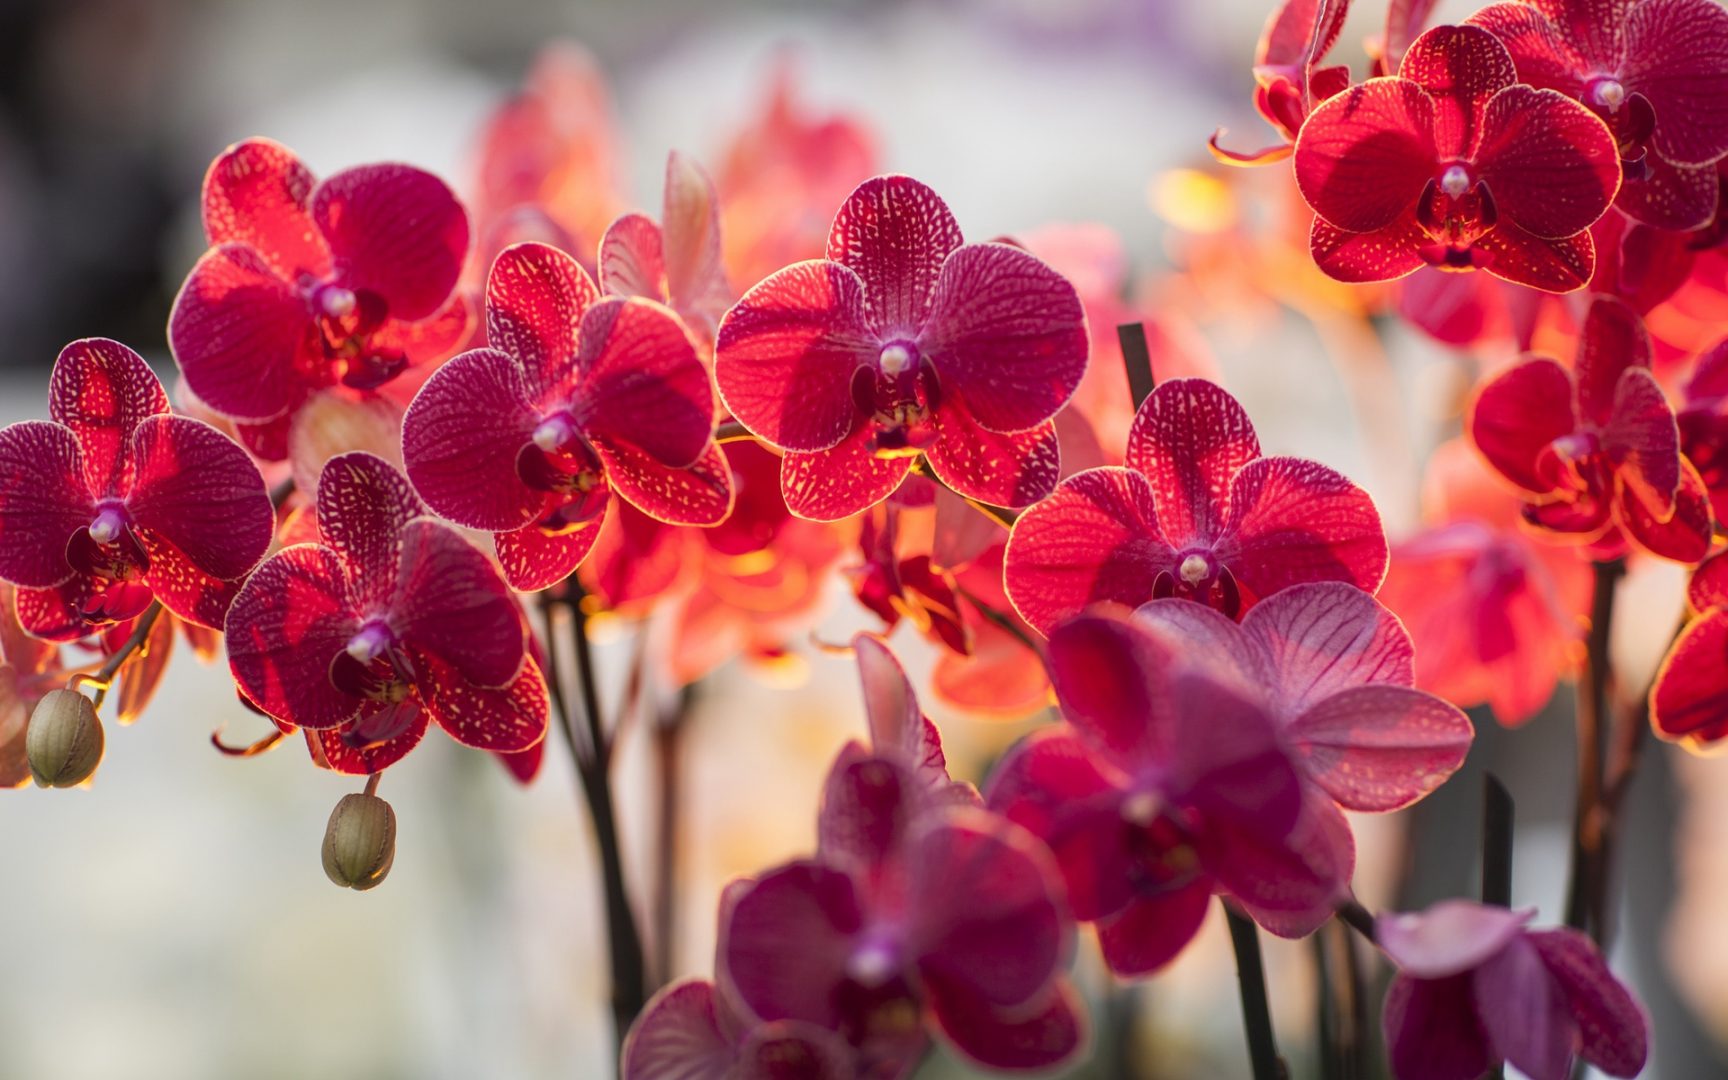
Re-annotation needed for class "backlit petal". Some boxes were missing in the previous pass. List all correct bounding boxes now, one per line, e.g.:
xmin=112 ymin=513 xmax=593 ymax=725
xmin=168 ymin=243 xmax=313 ymax=422
xmin=1468 ymin=357 xmax=1579 ymax=493
xmin=200 ymin=138 xmax=330 ymax=279
xmin=224 ymin=544 xmax=359 ymax=730
xmin=779 ymin=425 xmax=912 ymax=522
xmin=1397 ymin=25 xmax=1517 ymax=156
xmin=126 ymin=415 xmax=273 ymax=581
xmin=392 ymin=519 xmax=524 ymax=688
xmin=48 ymin=338 xmax=169 ymax=497
xmin=1219 ymin=456 xmax=1389 ymax=606
xmin=313 ymin=163 xmax=469 ymax=321
xmin=0 ymin=421 xmax=92 ymax=588
xmin=401 ymin=347 xmax=544 ymax=531
xmin=826 ymin=175 xmax=963 ymax=335
xmin=1476 ymin=86 xmax=1619 ymax=239
xmin=419 ymin=650 xmax=547 ymax=752
xmin=1293 ymin=78 xmax=1437 ymax=232
xmin=1125 ymin=378 xmax=1261 ymax=546
xmin=1288 ymin=685 xmax=1473 ymax=810
xmin=574 ymin=298 xmax=713 ymax=468
xmin=487 ymin=241 xmax=601 ymax=395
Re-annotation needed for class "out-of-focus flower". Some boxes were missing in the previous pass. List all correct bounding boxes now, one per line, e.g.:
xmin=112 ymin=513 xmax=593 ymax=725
xmin=623 ymin=978 xmax=857 ymax=1079
xmin=1378 ymin=438 xmax=1591 ymax=726
xmin=599 ymin=151 xmax=732 ymax=346
xmin=225 ymin=453 xmax=547 ymax=774
xmin=1377 ymin=900 xmax=1647 ymax=1080
xmin=1678 ymin=335 xmax=1728 ymax=522
xmin=715 ymin=175 xmax=1089 ymax=520
xmin=1293 ymin=25 xmax=1620 ymax=290
xmin=0 ymin=339 xmax=274 ymax=639
xmin=1652 ymin=552 xmax=1728 ymax=747
xmin=402 ymin=241 xmax=732 ymax=591
xmin=1208 ymin=0 xmax=1351 ymax=164
xmin=168 ymin=139 xmax=471 ymax=457
xmin=0 ymin=584 xmax=65 ymax=788
xmin=1005 ymin=378 xmax=1386 ymax=633
xmin=1470 ymin=294 xmax=1712 ymax=561
xmin=930 ymin=542 xmax=1051 ymax=719
xmin=987 ymin=608 xmax=1340 ymax=974
xmin=1468 ymin=0 xmax=1728 ymax=231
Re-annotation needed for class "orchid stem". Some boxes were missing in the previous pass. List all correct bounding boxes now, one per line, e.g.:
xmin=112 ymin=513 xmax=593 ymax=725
xmin=1117 ymin=321 xmax=1156 ymax=410
xmin=539 ymin=587 xmax=647 ymax=1067
xmin=1566 ymin=559 xmax=1623 ymax=935
xmin=1482 ymin=773 xmax=1514 ymax=908
xmin=910 ymin=457 xmax=1018 ymax=529
xmin=1225 ymin=904 xmax=1286 ymax=1080
xmin=68 ymin=600 xmax=163 ymax=709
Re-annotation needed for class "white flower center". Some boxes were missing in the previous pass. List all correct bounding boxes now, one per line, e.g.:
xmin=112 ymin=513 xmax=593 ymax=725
xmin=879 ymin=343 xmax=913 ymax=376
xmin=1440 ymin=165 xmax=1472 ymax=200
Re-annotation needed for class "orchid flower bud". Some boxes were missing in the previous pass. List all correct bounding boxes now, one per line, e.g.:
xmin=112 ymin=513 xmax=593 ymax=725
xmin=26 ymin=689 xmax=103 ymax=788
xmin=321 ymin=793 xmax=396 ymax=891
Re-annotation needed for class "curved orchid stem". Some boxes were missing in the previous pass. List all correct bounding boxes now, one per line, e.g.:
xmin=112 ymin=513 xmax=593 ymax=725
xmin=714 ymin=420 xmax=756 ymax=444
xmin=209 ymin=726 xmax=285 ymax=757
xmin=539 ymin=584 xmax=647 ymax=1067
xmin=1225 ymin=903 xmax=1286 ymax=1080
xmin=1566 ymin=559 xmax=1625 ymax=936
xmin=67 ymin=600 xmax=164 ymax=710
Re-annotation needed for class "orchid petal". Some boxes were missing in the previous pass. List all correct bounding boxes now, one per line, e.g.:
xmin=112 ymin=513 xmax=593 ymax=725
xmin=1377 ymin=899 xmax=1532 ymax=977
xmin=924 ymin=407 xmax=1060 ymax=510
xmin=401 ymin=348 xmax=544 ymax=531
xmin=48 ymin=339 xmax=169 ymax=497
xmin=1383 ymin=973 xmax=1494 ymax=1080
xmin=200 ymin=137 xmax=330 ymax=279
xmin=127 ymin=415 xmax=273 ymax=581
xmin=1293 ymin=79 xmax=1437 ymax=233
xmin=0 ymin=421 xmax=92 ymax=588
xmin=1528 ymin=927 xmax=1649 ymax=1077
xmin=487 ymin=241 xmax=600 ymax=395
xmin=1476 ymin=86 xmax=1619 ymax=240
xmin=1469 ymin=358 xmax=1579 ymax=493
xmin=1622 ymin=0 xmax=1728 ymax=166
xmin=224 ymin=544 xmax=359 ymax=730
xmin=419 ymin=650 xmax=547 ymax=752
xmin=495 ymin=518 xmax=602 ymax=592
xmin=1288 ymin=685 xmax=1473 ymax=810
xmin=168 ymin=243 xmax=313 ymax=422
xmin=779 ymin=425 xmax=912 ymax=522
xmin=1094 ymin=879 xmax=1213 ymax=976
xmin=827 ymin=175 xmax=962 ymax=335
xmin=1219 ymin=456 xmax=1389 ymax=605
xmin=621 ymin=980 xmax=735 ymax=1080
xmin=392 ymin=519 xmax=524 ymax=688
xmin=1126 ymin=378 xmax=1261 ymax=546
xmin=1398 ymin=25 xmax=1518 ymax=156
xmin=574 ymin=297 xmax=713 ymax=469
xmin=312 ymin=163 xmax=468 ymax=321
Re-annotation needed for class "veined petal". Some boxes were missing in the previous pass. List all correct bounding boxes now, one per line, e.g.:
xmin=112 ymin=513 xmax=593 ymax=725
xmin=126 ymin=415 xmax=274 ymax=581
xmin=1378 ymin=899 xmax=1532 ymax=977
xmin=313 ymin=162 xmax=468 ymax=321
xmin=1622 ymin=0 xmax=1728 ymax=166
xmin=661 ymin=151 xmax=732 ymax=332
xmin=135 ymin=532 xmax=244 ymax=630
xmin=1527 ymin=928 xmax=1649 ymax=1078
xmin=1475 ymin=222 xmax=1595 ymax=292
xmin=495 ymin=518 xmax=602 ymax=592
xmin=1653 ymin=609 xmax=1728 ymax=746
xmin=1465 ymin=4 xmax=1589 ymax=98
xmin=715 ymin=260 xmax=875 ymax=453
xmin=1617 ymin=151 xmax=1721 ymax=232
xmin=599 ymin=213 xmax=669 ymax=303
xmin=1288 ymin=685 xmax=1473 ymax=810
xmin=0 ymin=421 xmax=92 ymax=588
xmin=621 ymin=980 xmax=736 ymax=1080
xmin=919 ymin=242 xmax=1088 ymax=434
xmin=1477 ymin=86 xmax=1619 ymax=240
xmin=1241 ymin=582 xmax=1415 ymax=717
xmin=1310 ymin=213 xmax=1429 ymax=284
xmin=1604 ymin=367 xmax=1681 ymax=517
xmin=308 ymin=703 xmax=430 ymax=776
xmin=224 ymin=544 xmax=359 ymax=730
xmin=924 ymin=406 xmax=1060 ymax=510
xmin=419 ymin=649 xmax=547 ymax=752
xmin=401 ymin=348 xmax=544 ymax=532
xmin=1617 ymin=455 xmax=1711 ymax=563
xmin=1219 ymin=456 xmax=1389 ymax=606
xmin=1003 ymin=467 xmax=1173 ymax=635
xmin=200 ymin=138 xmax=330 ymax=280
xmin=168 ymin=243 xmax=313 ymax=422
xmin=1397 ymin=25 xmax=1517 ymax=156
xmin=1047 ymin=611 xmax=1181 ymax=767
xmin=855 ymin=634 xmax=948 ymax=782
xmin=827 ymin=175 xmax=963 ymax=335
xmin=1474 ymin=934 xmax=1573 ymax=1080
xmin=392 ymin=519 xmax=524 ymax=688
xmin=1126 ymin=378 xmax=1261 ymax=546
xmin=598 ymin=440 xmax=733 ymax=526
xmin=1575 ymin=295 xmax=1651 ymax=429
xmin=1468 ymin=358 xmax=1579 ymax=494
xmin=780 ymin=426 xmax=912 ymax=522
xmin=487 ymin=241 xmax=601 ymax=395
xmin=574 ymin=298 xmax=713 ymax=468
xmin=48 ymin=338 xmax=169 ymax=497
xmin=314 ymin=452 xmax=425 ymax=599
xmin=1293 ymin=78 xmax=1438 ymax=232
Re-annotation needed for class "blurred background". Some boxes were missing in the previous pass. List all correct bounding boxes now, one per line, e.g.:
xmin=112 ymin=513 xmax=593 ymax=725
xmin=1 ymin=0 xmax=1725 ymax=1076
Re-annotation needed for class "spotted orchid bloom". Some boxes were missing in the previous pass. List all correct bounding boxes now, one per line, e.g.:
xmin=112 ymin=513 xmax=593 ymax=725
xmin=1377 ymin=901 xmax=1648 ymax=1080
xmin=225 ymin=453 xmax=547 ymax=773
xmin=707 ymin=637 xmax=1082 ymax=1075
xmin=1004 ymin=377 xmax=1387 ymax=635
xmin=402 ymin=241 xmax=732 ymax=592
xmin=1468 ymin=0 xmax=1728 ymax=231
xmin=0 ymin=339 xmax=274 ymax=640
xmin=1209 ymin=0 xmax=1352 ymax=165
xmin=598 ymin=151 xmax=733 ymax=345
xmin=986 ymin=608 xmax=1345 ymax=975
xmin=1293 ymin=24 xmax=1620 ymax=291
xmin=715 ymin=175 xmax=1089 ymax=521
xmin=1469 ymin=294 xmax=1712 ymax=562
xmin=168 ymin=139 xmax=471 ymax=457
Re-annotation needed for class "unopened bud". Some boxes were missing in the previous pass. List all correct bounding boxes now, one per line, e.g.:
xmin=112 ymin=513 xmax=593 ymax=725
xmin=26 ymin=690 xmax=103 ymax=788
xmin=321 ymin=793 xmax=396 ymax=891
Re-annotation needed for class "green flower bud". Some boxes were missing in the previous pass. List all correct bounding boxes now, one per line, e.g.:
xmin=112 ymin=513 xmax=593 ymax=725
xmin=26 ymin=690 xmax=103 ymax=788
xmin=321 ymin=793 xmax=396 ymax=890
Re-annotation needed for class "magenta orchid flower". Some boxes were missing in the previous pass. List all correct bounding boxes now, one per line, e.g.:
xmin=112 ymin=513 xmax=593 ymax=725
xmin=1208 ymin=0 xmax=1351 ymax=165
xmin=401 ymin=241 xmax=732 ymax=592
xmin=1468 ymin=0 xmax=1728 ymax=231
xmin=986 ymin=608 xmax=1345 ymax=975
xmin=1377 ymin=900 xmax=1648 ymax=1080
xmin=714 ymin=174 xmax=1089 ymax=521
xmin=1293 ymin=24 xmax=1620 ymax=291
xmin=1652 ymin=551 xmax=1728 ymax=747
xmin=0 ymin=338 xmax=274 ymax=640
xmin=225 ymin=452 xmax=547 ymax=773
xmin=623 ymin=978 xmax=858 ymax=1080
xmin=1469 ymin=294 xmax=1713 ymax=562
xmin=705 ymin=636 xmax=1080 ymax=1075
xmin=1004 ymin=377 xmax=1387 ymax=635
xmin=168 ymin=138 xmax=471 ymax=448
xmin=599 ymin=151 xmax=733 ymax=345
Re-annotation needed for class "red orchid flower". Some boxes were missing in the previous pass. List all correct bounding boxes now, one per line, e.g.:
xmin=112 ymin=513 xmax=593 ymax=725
xmin=1 ymin=583 xmax=68 ymax=787
xmin=1677 ymin=335 xmax=1728 ymax=523
xmin=401 ymin=241 xmax=732 ymax=592
xmin=1470 ymin=294 xmax=1713 ymax=561
xmin=1209 ymin=0 xmax=1352 ymax=165
xmin=1004 ymin=377 xmax=1386 ymax=634
xmin=1467 ymin=0 xmax=1728 ymax=231
xmin=849 ymin=501 xmax=971 ymax=657
xmin=714 ymin=175 xmax=1089 ymax=521
xmin=714 ymin=638 xmax=1081 ymax=1074
xmin=0 ymin=339 xmax=275 ymax=640
xmin=168 ymin=139 xmax=472 ymax=452
xmin=225 ymin=452 xmax=547 ymax=773
xmin=1377 ymin=900 xmax=1648 ymax=1080
xmin=623 ymin=978 xmax=858 ymax=1080
xmin=1293 ymin=24 xmax=1620 ymax=291
xmin=986 ymin=609 xmax=1344 ymax=975
xmin=1377 ymin=438 xmax=1592 ymax=726
xmin=1652 ymin=551 xmax=1728 ymax=747
xmin=599 ymin=151 xmax=733 ymax=345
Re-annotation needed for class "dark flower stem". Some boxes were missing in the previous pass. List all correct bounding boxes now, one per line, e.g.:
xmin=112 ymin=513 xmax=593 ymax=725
xmin=1117 ymin=322 xmax=1156 ymax=409
xmin=1565 ymin=558 xmax=1624 ymax=935
xmin=538 ymin=587 xmax=647 ymax=1067
xmin=71 ymin=600 xmax=164 ymax=709
xmin=1225 ymin=904 xmax=1286 ymax=1080
xmin=1482 ymin=773 xmax=1514 ymax=908
xmin=651 ymin=683 xmax=697 ymax=990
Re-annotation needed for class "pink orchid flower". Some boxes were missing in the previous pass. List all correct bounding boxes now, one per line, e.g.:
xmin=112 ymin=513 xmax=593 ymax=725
xmin=623 ymin=978 xmax=858 ymax=1080
xmin=599 ymin=151 xmax=734 ymax=345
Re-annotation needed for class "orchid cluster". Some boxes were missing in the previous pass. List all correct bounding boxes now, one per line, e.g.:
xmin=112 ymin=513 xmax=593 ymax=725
xmin=9 ymin=0 xmax=1728 ymax=1073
